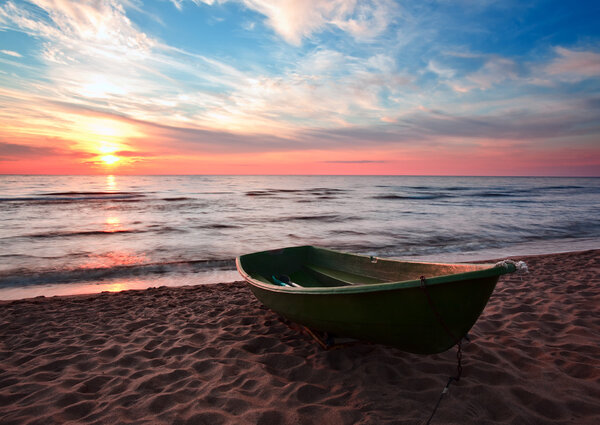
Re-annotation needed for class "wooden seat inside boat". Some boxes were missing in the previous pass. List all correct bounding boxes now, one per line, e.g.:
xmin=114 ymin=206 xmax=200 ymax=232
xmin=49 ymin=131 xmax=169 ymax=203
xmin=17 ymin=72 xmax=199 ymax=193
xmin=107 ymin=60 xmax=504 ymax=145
xmin=249 ymin=264 xmax=384 ymax=288
xmin=303 ymin=264 xmax=385 ymax=286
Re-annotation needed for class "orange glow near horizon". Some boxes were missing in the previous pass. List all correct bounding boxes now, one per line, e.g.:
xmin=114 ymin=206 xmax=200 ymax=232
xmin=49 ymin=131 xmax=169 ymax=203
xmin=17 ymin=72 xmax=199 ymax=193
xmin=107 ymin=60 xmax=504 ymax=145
xmin=0 ymin=110 xmax=598 ymax=175
xmin=0 ymin=143 xmax=597 ymax=175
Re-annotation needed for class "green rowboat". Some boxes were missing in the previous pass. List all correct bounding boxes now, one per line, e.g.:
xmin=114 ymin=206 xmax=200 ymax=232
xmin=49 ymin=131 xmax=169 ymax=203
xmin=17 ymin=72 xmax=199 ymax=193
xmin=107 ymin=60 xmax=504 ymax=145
xmin=236 ymin=246 xmax=519 ymax=354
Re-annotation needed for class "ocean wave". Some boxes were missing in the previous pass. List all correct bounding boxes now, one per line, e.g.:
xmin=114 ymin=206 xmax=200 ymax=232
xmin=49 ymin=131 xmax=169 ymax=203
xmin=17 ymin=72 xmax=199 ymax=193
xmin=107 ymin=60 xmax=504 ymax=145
xmin=330 ymin=235 xmax=518 ymax=258
xmin=0 ymin=259 xmax=236 ymax=288
xmin=43 ymin=191 xmax=142 ymax=196
xmin=470 ymin=191 xmax=516 ymax=197
xmin=271 ymin=214 xmax=357 ymax=223
xmin=26 ymin=229 xmax=139 ymax=238
xmin=372 ymin=188 xmax=573 ymax=200
xmin=7 ymin=225 xmax=189 ymax=240
xmin=331 ymin=241 xmax=405 ymax=254
xmin=309 ymin=188 xmax=347 ymax=195
xmin=246 ymin=188 xmax=347 ymax=197
xmin=0 ymin=191 xmax=146 ymax=203
xmin=444 ymin=186 xmax=475 ymax=191
xmin=540 ymin=185 xmax=586 ymax=190
xmin=161 ymin=197 xmax=191 ymax=201
xmin=373 ymin=194 xmax=452 ymax=200
xmin=333 ymin=229 xmax=369 ymax=236
xmin=245 ymin=189 xmax=304 ymax=196
xmin=195 ymin=224 xmax=241 ymax=229
xmin=148 ymin=226 xmax=188 ymax=234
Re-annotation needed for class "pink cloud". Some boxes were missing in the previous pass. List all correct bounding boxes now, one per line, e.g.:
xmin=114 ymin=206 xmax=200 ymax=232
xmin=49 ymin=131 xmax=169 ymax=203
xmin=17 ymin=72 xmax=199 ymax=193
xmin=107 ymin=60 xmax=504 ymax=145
xmin=545 ymin=47 xmax=600 ymax=82
xmin=467 ymin=57 xmax=518 ymax=89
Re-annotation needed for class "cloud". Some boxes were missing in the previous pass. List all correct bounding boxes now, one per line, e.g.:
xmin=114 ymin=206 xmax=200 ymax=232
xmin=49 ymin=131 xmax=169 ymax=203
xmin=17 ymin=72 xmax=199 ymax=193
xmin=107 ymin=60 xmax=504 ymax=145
xmin=0 ymin=1 xmax=404 ymax=137
xmin=433 ymin=46 xmax=600 ymax=93
xmin=170 ymin=0 xmax=184 ymax=11
xmin=0 ymin=1 xmax=240 ymax=128
xmin=323 ymin=160 xmax=388 ymax=163
xmin=114 ymin=150 xmax=156 ymax=158
xmin=544 ymin=47 xmax=600 ymax=83
xmin=191 ymin=0 xmax=399 ymax=45
xmin=0 ymin=49 xmax=22 ymax=57
xmin=0 ymin=141 xmax=56 ymax=157
xmin=216 ymin=49 xmax=412 ymax=131
xmin=0 ymin=0 xmax=163 ymax=110
xmin=4 ymin=0 xmax=403 ymax=137
xmin=427 ymin=60 xmax=455 ymax=79
xmin=0 ymin=140 xmax=84 ymax=161
xmin=405 ymin=99 xmax=600 ymax=143
xmin=297 ymin=93 xmax=600 ymax=152
xmin=162 ymin=95 xmax=600 ymax=154
xmin=0 ymin=0 xmax=155 ymax=61
xmin=466 ymin=56 xmax=518 ymax=89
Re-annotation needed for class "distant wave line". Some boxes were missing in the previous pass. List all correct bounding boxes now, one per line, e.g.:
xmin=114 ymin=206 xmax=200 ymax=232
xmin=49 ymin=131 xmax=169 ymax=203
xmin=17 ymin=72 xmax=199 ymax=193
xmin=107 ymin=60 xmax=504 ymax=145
xmin=0 ymin=258 xmax=236 ymax=288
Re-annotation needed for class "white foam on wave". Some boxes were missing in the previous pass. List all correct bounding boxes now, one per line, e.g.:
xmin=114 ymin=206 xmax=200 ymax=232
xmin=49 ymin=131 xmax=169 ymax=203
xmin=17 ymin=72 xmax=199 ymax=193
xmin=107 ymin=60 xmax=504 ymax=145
xmin=403 ymin=237 xmax=600 ymax=263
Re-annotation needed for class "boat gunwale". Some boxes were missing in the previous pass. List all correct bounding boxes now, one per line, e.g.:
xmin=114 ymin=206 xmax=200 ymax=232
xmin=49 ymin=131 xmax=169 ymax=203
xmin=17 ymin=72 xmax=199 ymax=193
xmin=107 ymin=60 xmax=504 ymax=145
xmin=235 ymin=246 xmax=515 ymax=295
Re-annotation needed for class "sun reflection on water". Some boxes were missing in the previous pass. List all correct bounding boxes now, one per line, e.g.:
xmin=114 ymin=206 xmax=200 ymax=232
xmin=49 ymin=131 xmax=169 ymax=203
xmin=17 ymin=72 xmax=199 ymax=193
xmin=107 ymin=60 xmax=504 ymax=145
xmin=105 ymin=216 xmax=122 ymax=232
xmin=80 ymin=251 xmax=149 ymax=269
xmin=100 ymin=281 xmax=129 ymax=293
xmin=106 ymin=174 xmax=116 ymax=190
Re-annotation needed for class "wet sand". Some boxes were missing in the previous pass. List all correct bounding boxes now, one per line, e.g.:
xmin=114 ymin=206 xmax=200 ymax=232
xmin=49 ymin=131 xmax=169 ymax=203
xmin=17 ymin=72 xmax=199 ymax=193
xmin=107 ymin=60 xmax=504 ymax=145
xmin=1 ymin=250 xmax=599 ymax=424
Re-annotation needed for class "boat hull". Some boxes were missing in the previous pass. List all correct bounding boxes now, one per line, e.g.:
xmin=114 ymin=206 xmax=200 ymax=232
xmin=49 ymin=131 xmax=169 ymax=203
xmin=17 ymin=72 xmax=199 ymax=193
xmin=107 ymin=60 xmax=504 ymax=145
xmin=236 ymin=246 xmax=514 ymax=354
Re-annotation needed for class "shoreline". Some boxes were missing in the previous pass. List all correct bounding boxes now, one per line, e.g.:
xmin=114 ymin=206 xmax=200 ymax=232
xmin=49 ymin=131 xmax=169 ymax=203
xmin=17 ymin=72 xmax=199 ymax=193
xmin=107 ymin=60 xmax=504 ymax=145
xmin=2 ymin=242 xmax=598 ymax=302
xmin=1 ymin=250 xmax=599 ymax=424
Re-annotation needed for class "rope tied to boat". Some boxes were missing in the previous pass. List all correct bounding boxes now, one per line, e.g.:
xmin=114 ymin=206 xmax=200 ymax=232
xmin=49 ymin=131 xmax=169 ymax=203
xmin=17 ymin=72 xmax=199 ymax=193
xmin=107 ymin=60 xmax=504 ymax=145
xmin=422 ymin=258 xmax=525 ymax=424
xmin=419 ymin=276 xmax=464 ymax=381
xmin=494 ymin=259 xmax=528 ymax=273
xmin=420 ymin=275 xmax=465 ymax=425
xmin=420 ymin=276 xmax=460 ymax=345
xmin=494 ymin=259 xmax=528 ymax=282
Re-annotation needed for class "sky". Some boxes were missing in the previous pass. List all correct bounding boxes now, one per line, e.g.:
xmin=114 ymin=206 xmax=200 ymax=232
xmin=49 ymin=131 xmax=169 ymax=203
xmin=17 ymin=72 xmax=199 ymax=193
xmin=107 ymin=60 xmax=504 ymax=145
xmin=0 ymin=0 xmax=599 ymax=175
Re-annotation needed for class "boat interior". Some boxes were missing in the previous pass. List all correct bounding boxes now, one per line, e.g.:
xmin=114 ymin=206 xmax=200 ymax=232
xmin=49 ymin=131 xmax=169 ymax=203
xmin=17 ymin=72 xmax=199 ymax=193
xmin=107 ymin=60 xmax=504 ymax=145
xmin=239 ymin=246 xmax=491 ymax=288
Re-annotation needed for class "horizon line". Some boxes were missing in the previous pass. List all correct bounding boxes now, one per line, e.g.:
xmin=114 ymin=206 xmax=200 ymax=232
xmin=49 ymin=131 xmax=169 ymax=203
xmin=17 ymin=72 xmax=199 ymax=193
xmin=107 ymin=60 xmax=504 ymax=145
xmin=1 ymin=174 xmax=598 ymax=178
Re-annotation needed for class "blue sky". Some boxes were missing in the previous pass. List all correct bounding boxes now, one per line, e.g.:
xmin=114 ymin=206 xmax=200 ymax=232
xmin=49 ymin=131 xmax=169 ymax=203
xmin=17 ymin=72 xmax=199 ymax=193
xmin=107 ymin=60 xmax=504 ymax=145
xmin=0 ymin=0 xmax=599 ymax=175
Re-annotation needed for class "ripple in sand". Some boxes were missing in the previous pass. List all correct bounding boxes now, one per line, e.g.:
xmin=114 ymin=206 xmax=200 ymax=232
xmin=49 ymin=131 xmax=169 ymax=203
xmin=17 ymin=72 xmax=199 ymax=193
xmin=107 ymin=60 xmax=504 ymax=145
xmin=185 ymin=411 xmax=227 ymax=425
xmin=295 ymin=383 xmax=329 ymax=404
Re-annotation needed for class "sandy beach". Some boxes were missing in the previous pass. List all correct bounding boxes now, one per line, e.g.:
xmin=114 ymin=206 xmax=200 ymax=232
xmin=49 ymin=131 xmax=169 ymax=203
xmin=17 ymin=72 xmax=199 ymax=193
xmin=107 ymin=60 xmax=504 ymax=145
xmin=1 ymin=250 xmax=598 ymax=425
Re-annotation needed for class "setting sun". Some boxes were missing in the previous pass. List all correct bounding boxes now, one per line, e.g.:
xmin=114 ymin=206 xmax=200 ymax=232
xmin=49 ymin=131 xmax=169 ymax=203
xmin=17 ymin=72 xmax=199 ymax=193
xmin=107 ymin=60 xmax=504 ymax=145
xmin=101 ymin=155 xmax=120 ymax=165
xmin=99 ymin=144 xmax=119 ymax=154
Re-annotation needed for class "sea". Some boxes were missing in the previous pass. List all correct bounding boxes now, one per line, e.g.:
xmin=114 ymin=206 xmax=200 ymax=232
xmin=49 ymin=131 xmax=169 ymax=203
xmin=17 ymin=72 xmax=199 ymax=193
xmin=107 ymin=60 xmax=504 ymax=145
xmin=1 ymin=175 xmax=598 ymax=300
